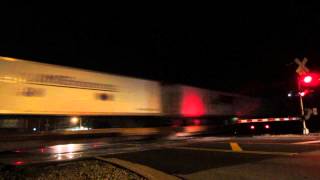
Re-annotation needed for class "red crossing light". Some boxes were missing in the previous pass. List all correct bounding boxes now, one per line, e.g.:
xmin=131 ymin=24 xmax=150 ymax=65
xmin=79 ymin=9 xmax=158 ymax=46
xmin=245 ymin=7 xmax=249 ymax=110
xmin=303 ymin=75 xmax=312 ymax=83
xmin=300 ymin=73 xmax=319 ymax=87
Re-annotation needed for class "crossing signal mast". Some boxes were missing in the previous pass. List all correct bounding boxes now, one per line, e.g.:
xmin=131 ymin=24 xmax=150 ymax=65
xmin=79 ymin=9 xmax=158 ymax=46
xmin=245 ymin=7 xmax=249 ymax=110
xmin=294 ymin=58 xmax=320 ymax=134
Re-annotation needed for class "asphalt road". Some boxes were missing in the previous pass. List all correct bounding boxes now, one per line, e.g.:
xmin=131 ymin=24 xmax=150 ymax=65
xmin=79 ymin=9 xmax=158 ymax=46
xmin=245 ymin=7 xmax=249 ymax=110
xmin=1 ymin=135 xmax=320 ymax=179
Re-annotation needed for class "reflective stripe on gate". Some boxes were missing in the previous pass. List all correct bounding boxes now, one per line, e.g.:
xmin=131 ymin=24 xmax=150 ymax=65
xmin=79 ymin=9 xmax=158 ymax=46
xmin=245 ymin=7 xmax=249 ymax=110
xmin=236 ymin=117 xmax=301 ymax=124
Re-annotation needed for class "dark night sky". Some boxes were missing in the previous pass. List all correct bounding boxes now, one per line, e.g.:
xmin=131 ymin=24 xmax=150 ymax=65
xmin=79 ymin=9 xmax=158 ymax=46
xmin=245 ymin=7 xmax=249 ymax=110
xmin=1 ymin=2 xmax=320 ymax=98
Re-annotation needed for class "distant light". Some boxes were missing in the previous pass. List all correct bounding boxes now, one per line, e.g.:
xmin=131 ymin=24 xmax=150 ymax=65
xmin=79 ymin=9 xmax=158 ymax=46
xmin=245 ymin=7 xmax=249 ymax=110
xmin=288 ymin=93 xmax=292 ymax=97
xmin=232 ymin=117 xmax=239 ymax=121
xmin=299 ymin=92 xmax=305 ymax=97
xmin=70 ymin=117 xmax=79 ymax=124
xmin=14 ymin=161 xmax=24 ymax=166
xmin=304 ymin=75 xmax=312 ymax=83
xmin=265 ymin=124 xmax=270 ymax=129
xmin=250 ymin=125 xmax=255 ymax=130
xmin=33 ymin=127 xmax=37 ymax=131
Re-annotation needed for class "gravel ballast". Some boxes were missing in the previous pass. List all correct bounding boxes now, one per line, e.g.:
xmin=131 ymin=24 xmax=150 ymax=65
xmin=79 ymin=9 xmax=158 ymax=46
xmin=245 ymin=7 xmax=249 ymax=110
xmin=0 ymin=159 xmax=146 ymax=180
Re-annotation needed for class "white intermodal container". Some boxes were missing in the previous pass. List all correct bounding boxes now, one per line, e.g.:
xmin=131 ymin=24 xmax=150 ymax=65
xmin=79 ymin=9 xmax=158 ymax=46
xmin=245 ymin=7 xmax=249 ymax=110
xmin=0 ymin=57 xmax=162 ymax=116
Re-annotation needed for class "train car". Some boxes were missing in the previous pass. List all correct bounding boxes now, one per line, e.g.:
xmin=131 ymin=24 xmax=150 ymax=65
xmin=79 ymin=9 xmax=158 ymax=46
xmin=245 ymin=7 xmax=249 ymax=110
xmin=161 ymin=85 xmax=264 ymax=135
xmin=0 ymin=56 xmax=267 ymax=136
xmin=162 ymin=85 xmax=236 ymax=117
xmin=0 ymin=56 xmax=161 ymax=116
xmin=0 ymin=56 xmax=164 ymax=134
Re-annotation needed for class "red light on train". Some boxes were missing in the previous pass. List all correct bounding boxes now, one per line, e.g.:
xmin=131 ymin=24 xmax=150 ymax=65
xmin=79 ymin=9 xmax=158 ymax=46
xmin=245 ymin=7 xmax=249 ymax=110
xmin=181 ymin=90 xmax=205 ymax=117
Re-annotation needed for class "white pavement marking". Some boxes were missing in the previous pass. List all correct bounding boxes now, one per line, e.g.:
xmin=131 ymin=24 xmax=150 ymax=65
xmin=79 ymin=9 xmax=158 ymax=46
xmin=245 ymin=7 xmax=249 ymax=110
xmin=293 ymin=140 xmax=320 ymax=145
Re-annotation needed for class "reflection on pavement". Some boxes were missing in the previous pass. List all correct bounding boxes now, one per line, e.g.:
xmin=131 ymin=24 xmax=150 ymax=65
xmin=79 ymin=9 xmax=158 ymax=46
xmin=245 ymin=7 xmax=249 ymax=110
xmin=0 ymin=137 xmax=199 ymax=165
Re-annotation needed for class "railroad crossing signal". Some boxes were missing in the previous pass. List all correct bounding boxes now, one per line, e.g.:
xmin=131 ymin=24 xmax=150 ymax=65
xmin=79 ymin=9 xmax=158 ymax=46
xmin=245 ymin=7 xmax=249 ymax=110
xmin=299 ymin=73 xmax=320 ymax=87
xmin=294 ymin=57 xmax=310 ymax=135
xmin=295 ymin=57 xmax=309 ymax=75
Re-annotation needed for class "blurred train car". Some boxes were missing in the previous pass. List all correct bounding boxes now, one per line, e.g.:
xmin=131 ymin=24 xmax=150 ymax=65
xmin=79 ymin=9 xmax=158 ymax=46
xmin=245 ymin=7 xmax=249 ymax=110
xmin=161 ymin=85 xmax=264 ymax=135
xmin=163 ymin=85 xmax=245 ymax=117
xmin=0 ymin=57 xmax=161 ymax=116
xmin=0 ymin=56 xmax=164 ymax=135
xmin=0 ymin=56 xmax=265 ymax=136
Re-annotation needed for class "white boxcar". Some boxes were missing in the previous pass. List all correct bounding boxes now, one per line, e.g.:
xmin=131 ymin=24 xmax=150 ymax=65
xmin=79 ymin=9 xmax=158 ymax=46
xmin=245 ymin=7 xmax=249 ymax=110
xmin=0 ymin=57 xmax=162 ymax=116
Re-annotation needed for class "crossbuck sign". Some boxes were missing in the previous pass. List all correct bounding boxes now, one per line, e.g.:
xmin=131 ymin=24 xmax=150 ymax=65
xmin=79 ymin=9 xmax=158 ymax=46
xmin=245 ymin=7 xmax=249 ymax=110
xmin=294 ymin=57 xmax=309 ymax=75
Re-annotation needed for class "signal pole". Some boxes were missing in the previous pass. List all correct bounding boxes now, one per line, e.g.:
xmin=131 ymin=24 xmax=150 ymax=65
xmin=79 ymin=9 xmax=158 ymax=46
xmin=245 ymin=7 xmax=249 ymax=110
xmin=298 ymin=81 xmax=309 ymax=135
xmin=295 ymin=57 xmax=310 ymax=135
xmin=300 ymin=97 xmax=309 ymax=135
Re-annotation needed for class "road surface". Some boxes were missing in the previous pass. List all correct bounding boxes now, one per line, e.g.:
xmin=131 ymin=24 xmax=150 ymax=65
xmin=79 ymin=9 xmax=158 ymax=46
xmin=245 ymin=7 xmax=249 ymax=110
xmin=1 ymin=135 xmax=320 ymax=179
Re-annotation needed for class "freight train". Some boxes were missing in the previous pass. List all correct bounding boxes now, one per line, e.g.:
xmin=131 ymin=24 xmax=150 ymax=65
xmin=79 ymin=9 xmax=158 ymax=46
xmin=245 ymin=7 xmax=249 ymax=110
xmin=0 ymin=56 xmax=266 ymax=136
